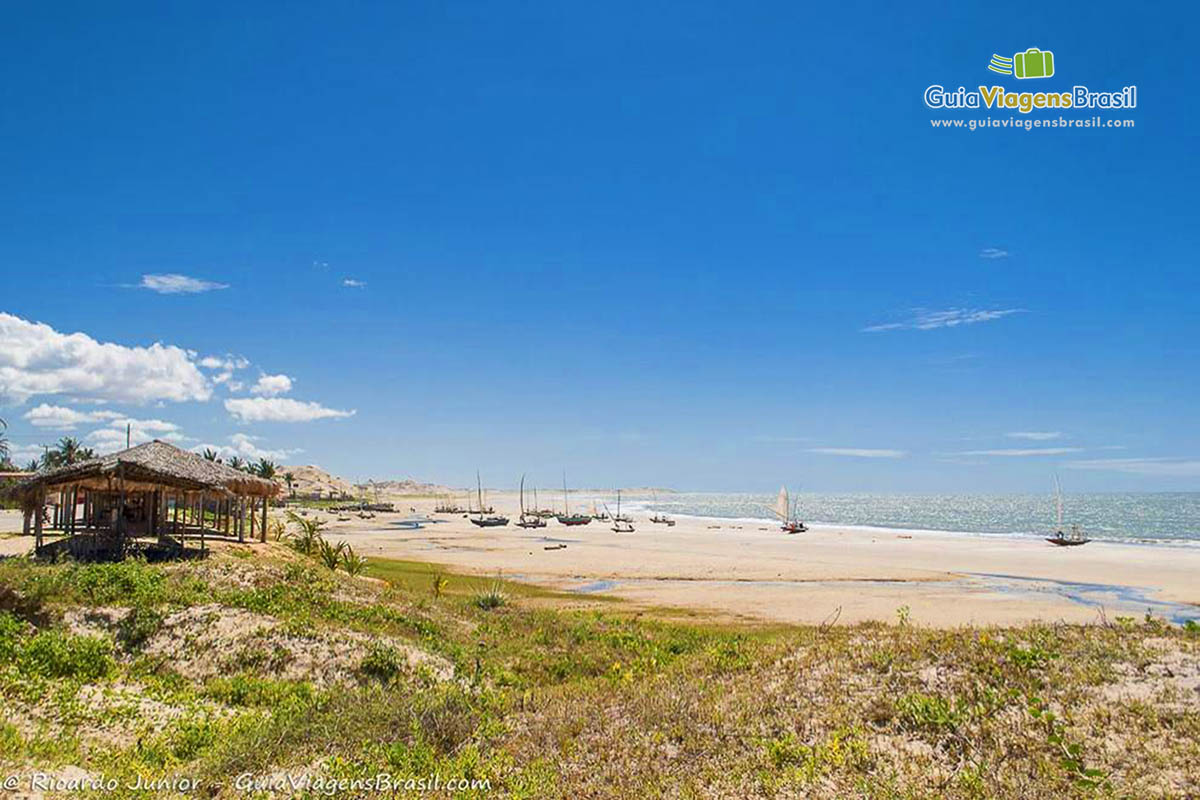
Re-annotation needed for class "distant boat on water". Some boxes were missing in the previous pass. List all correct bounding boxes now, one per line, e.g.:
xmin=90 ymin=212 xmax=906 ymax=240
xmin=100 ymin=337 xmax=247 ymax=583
xmin=772 ymin=486 xmax=807 ymax=534
xmin=1046 ymin=476 xmax=1089 ymax=546
xmin=556 ymin=472 xmax=591 ymax=526
xmin=470 ymin=471 xmax=508 ymax=527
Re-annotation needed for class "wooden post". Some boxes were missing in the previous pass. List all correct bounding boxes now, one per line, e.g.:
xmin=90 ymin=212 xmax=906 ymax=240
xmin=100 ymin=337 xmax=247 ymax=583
xmin=237 ymin=497 xmax=245 ymax=543
xmin=260 ymin=496 xmax=268 ymax=543
xmin=34 ymin=492 xmax=44 ymax=551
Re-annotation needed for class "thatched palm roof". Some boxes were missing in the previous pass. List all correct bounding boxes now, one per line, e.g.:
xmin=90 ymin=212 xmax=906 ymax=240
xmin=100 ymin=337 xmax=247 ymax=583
xmin=5 ymin=440 xmax=278 ymax=499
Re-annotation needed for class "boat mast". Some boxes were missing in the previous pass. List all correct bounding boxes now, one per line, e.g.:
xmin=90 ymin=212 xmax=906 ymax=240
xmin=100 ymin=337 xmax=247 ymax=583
xmin=562 ymin=471 xmax=569 ymax=515
xmin=476 ymin=471 xmax=484 ymax=517
xmin=1053 ymin=474 xmax=1063 ymax=528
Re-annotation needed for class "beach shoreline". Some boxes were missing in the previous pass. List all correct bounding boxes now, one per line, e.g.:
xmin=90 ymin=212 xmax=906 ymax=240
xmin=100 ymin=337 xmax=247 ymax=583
xmin=4 ymin=497 xmax=1198 ymax=628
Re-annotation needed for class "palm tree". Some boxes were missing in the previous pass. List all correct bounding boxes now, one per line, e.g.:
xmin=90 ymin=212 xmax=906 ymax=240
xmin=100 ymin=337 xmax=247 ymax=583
xmin=55 ymin=436 xmax=84 ymax=466
xmin=202 ymin=448 xmax=221 ymax=462
xmin=0 ymin=417 xmax=9 ymax=466
xmin=227 ymin=456 xmax=245 ymax=472
xmin=256 ymin=459 xmax=277 ymax=480
xmin=283 ymin=471 xmax=296 ymax=498
xmin=25 ymin=459 xmax=40 ymax=473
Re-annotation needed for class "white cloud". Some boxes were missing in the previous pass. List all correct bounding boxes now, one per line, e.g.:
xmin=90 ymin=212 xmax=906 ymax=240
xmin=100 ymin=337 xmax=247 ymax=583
xmin=198 ymin=354 xmax=249 ymax=371
xmin=85 ymin=417 xmax=187 ymax=452
xmin=1065 ymin=457 xmax=1200 ymax=477
xmin=862 ymin=308 xmax=1026 ymax=333
xmin=0 ymin=313 xmax=211 ymax=405
xmin=808 ymin=448 xmax=907 ymax=458
xmin=956 ymin=447 xmax=1083 ymax=457
xmin=342 ymin=278 xmax=366 ymax=288
xmin=1005 ymin=431 xmax=1063 ymax=441
xmin=192 ymin=433 xmax=301 ymax=462
xmin=250 ymin=373 xmax=293 ymax=397
xmin=138 ymin=274 xmax=229 ymax=294
xmin=979 ymin=247 xmax=1009 ymax=259
xmin=224 ymin=397 xmax=355 ymax=423
xmin=22 ymin=404 xmax=125 ymax=430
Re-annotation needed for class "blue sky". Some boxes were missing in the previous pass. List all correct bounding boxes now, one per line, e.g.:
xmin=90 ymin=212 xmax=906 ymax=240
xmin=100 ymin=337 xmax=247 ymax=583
xmin=1 ymin=1 xmax=1197 ymax=492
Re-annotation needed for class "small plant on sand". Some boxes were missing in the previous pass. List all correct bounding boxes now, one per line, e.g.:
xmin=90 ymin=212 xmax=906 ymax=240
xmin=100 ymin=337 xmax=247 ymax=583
xmin=318 ymin=539 xmax=346 ymax=570
xmin=431 ymin=572 xmax=449 ymax=599
xmin=473 ymin=581 xmax=507 ymax=611
xmin=285 ymin=511 xmax=325 ymax=556
xmin=268 ymin=518 xmax=287 ymax=542
xmin=895 ymin=605 xmax=912 ymax=627
xmin=341 ymin=546 xmax=368 ymax=576
xmin=358 ymin=643 xmax=405 ymax=684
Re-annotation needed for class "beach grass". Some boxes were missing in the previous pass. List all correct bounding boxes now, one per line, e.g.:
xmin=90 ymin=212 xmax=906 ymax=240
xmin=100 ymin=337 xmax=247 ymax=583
xmin=0 ymin=544 xmax=1196 ymax=798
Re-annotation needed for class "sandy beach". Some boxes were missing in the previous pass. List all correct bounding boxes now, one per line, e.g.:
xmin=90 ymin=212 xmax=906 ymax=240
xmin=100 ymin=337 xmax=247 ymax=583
xmin=5 ymin=495 xmax=1197 ymax=627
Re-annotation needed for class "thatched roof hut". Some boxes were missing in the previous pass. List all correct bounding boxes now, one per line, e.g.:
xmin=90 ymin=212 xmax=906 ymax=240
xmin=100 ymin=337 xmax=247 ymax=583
xmin=8 ymin=440 xmax=277 ymax=499
xmin=5 ymin=440 xmax=279 ymax=557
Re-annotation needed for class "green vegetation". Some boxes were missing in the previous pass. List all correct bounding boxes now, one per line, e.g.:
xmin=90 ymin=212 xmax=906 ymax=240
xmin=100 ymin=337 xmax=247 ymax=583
xmin=0 ymin=547 xmax=1196 ymax=798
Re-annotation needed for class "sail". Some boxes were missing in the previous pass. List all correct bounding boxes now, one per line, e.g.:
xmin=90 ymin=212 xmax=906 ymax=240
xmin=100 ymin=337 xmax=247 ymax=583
xmin=774 ymin=487 xmax=789 ymax=520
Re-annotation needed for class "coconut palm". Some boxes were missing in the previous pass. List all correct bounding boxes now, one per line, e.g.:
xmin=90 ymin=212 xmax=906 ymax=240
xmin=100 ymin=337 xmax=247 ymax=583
xmin=56 ymin=437 xmax=85 ymax=466
xmin=227 ymin=456 xmax=246 ymax=472
xmin=283 ymin=471 xmax=296 ymax=497
xmin=256 ymin=459 xmax=277 ymax=480
xmin=202 ymin=448 xmax=220 ymax=462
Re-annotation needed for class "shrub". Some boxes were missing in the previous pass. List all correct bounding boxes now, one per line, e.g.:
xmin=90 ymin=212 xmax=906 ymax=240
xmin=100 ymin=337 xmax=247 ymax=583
xmin=341 ymin=546 xmax=369 ymax=576
xmin=473 ymin=582 xmax=507 ymax=611
xmin=359 ymin=644 xmax=406 ymax=684
xmin=318 ymin=539 xmax=347 ymax=570
xmin=19 ymin=630 xmax=113 ymax=681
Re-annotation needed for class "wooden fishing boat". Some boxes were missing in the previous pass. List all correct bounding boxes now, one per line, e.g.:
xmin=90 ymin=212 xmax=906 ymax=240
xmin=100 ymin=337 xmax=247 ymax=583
xmin=772 ymin=486 xmax=807 ymax=534
xmin=1046 ymin=477 xmax=1089 ymax=546
xmin=517 ymin=474 xmax=547 ymax=529
xmin=470 ymin=471 xmax=508 ymax=528
xmin=556 ymin=472 xmax=591 ymax=526
xmin=609 ymin=490 xmax=634 ymax=534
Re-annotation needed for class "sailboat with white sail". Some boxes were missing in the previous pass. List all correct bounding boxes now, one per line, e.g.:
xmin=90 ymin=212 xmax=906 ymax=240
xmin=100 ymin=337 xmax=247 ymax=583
xmin=771 ymin=486 xmax=807 ymax=534
xmin=1046 ymin=475 xmax=1088 ymax=546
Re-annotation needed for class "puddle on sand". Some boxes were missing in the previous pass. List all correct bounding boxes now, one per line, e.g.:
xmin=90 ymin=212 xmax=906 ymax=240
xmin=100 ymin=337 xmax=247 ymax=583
xmin=968 ymin=572 xmax=1200 ymax=625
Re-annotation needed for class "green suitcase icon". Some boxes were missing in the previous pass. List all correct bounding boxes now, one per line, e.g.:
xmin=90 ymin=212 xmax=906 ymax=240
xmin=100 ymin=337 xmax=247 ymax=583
xmin=1014 ymin=48 xmax=1054 ymax=79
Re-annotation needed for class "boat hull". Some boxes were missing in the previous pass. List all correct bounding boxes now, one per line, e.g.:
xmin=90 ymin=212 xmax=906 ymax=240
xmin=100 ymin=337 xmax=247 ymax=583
xmin=471 ymin=517 xmax=509 ymax=527
xmin=1046 ymin=536 xmax=1089 ymax=546
xmin=556 ymin=515 xmax=591 ymax=526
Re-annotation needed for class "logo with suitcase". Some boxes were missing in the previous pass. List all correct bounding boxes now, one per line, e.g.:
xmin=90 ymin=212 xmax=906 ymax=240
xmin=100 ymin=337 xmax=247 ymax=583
xmin=988 ymin=48 xmax=1055 ymax=79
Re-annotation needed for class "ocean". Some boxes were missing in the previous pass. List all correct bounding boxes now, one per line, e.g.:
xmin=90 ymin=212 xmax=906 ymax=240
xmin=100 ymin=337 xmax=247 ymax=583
xmin=612 ymin=492 xmax=1200 ymax=545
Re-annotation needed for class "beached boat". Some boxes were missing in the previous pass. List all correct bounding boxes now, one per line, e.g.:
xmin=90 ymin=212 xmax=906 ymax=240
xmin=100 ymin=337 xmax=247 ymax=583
xmin=470 ymin=471 xmax=508 ymax=528
xmin=648 ymin=491 xmax=673 ymax=525
xmin=556 ymin=473 xmax=591 ymax=526
xmin=517 ymin=474 xmax=547 ymax=529
xmin=772 ymin=486 xmax=807 ymax=534
xmin=609 ymin=490 xmax=634 ymax=534
xmin=1046 ymin=476 xmax=1089 ymax=546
